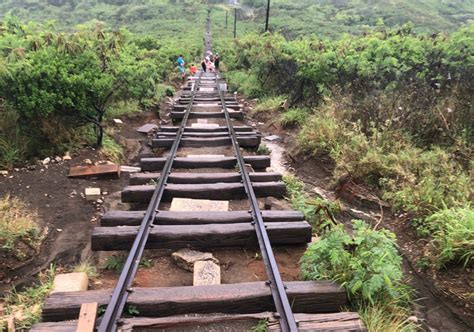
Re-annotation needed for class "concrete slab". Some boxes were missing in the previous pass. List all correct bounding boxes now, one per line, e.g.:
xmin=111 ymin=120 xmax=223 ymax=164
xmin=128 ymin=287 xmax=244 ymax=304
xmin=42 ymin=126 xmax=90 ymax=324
xmin=84 ymin=188 xmax=101 ymax=201
xmin=186 ymin=154 xmax=226 ymax=159
xmin=170 ymin=198 xmax=229 ymax=212
xmin=136 ymin=123 xmax=158 ymax=134
xmin=199 ymin=88 xmax=215 ymax=92
xmin=193 ymin=261 xmax=221 ymax=286
xmin=51 ymin=273 xmax=88 ymax=293
xmin=190 ymin=123 xmax=220 ymax=129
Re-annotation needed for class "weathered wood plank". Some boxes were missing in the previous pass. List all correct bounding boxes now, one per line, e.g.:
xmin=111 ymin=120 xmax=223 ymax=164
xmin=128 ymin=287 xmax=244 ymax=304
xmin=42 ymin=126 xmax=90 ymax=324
xmin=129 ymin=172 xmax=282 ymax=185
xmin=67 ymin=164 xmax=120 ymax=178
xmin=100 ymin=210 xmax=304 ymax=227
xmin=151 ymin=136 xmax=260 ymax=148
xmin=41 ymin=281 xmax=347 ymax=322
xmin=91 ymin=221 xmax=312 ymax=251
xmin=159 ymin=125 xmax=253 ymax=133
xmin=32 ymin=312 xmax=364 ymax=331
xmin=76 ymin=302 xmax=97 ymax=332
xmin=170 ymin=111 xmax=243 ymax=119
xmin=121 ymin=182 xmax=286 ymax=203
xmin=156 ymin=131 xmax=256 ymax=138
xmin=140 ymin=156 xmax=270 ymax=171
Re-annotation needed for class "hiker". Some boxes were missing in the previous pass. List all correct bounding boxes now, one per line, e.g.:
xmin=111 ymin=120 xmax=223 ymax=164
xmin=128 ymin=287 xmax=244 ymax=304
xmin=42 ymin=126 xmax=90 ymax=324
xmin=214 ymin=53 xmax=220 ymax=71
xmin=177 ymin=54 xmax=185 ymax=78
xmin=190 ymin=63 xmax=197 ymax=75
xmin=201 ymin=59 xmax=207 ymax=72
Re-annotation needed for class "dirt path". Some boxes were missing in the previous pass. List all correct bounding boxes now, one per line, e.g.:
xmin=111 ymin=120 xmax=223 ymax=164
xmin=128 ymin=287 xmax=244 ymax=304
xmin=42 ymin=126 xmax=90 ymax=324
xmin=0 ymin=111 xmax=157 ymax=294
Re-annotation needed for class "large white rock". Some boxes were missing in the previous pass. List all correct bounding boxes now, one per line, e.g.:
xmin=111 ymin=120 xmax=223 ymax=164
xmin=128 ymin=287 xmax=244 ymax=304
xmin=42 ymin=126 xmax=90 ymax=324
xmin=51 ymin=273 xmax=88 ymax=293
xmin=172 ymin=248 xmax=219 ymax=272
xmin=193 ymin=261 xmax=221 ymax=286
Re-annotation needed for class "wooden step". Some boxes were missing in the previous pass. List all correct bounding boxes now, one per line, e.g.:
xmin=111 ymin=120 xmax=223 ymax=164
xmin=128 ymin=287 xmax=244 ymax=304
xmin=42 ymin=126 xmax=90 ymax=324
xmin=170 ymin=111 xmax=243 ymax=119
xmin=91 ymin=221 xmax=312 ymax=250
xmin=31 ymin=312 xmax=364 ymax=331
xmin=129 ymin=172 xmax=282 ymax=185
xmin=121 ymin=182 xmax=286 ymax=203
xmin=159 ymin=125 xmax=253 ymax=133
xmin=152 ymin=136 xmax=260 ymax=148
xmin=141 ymin=156 xmax=270 ymax=171
xmin=40 ymin=281 xmax=346 ymax=322
xmin=100 ymin=210 xmax=305 ymax=227
xmin=156 ymin=131 xmax=256 ymax=137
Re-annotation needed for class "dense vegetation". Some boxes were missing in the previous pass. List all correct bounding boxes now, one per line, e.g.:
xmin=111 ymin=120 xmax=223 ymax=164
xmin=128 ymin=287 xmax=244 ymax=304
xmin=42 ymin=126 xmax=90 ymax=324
xmin=226 ymin=22 xmax=473 ymax=330
xmin=0 ymin=18 xmax=201 ymax=167
xmin=225 ymin=23 xmax=473 ymax=269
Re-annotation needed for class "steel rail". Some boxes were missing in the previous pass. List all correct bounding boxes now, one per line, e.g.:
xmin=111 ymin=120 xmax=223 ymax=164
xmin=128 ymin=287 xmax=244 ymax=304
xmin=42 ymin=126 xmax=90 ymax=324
xmin=216 ymin=78 xmax=298 ymax=331
xmin=98 ymin=73 xmax=203 ymax=332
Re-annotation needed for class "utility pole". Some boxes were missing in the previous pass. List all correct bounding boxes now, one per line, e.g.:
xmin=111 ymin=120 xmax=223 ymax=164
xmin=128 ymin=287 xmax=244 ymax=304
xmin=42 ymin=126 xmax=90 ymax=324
xmin=225 ymin=10 xmax=228 ymax=29
xmin=264 ymin=0 xmax=270 ymax=32
xmin=233 ymin=8 xmax=237 ymax=38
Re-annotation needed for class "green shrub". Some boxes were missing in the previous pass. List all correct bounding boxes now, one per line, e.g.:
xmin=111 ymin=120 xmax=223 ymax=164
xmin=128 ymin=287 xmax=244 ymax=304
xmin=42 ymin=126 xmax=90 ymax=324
xmin=256 ymin=144 xmax=271 ymax=155
xmin=225 ymin=70 xmax=263 ymax=98
xmin=100 ymin=134 xmax=123 ymax=163
xmin=424 ymin=207 xmax=474 ymax=268
xmin=300 ymin=220 xmax=411 ymax=306
xmin=283 ymin=174 xmax=340 ymax=229
xmin=253 ymin=96 xmax=286 ymax=113
xmin=280 ymin=108 xmax=309 ymax=127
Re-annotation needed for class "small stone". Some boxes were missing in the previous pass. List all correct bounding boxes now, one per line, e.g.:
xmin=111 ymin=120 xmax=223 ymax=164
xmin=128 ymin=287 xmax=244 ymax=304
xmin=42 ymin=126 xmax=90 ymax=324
xmin=63 ymin=155 xmax=72 ymax=161
xmin=85 ymin=187 xmax=101 ymax=201
xmin=172 ymin=248 xmax=219 ymax=272
xmin=407 ymin=316 xmax=418 ymax=323
xmin=264 ymin=197 xmax=292 ymax=210
xmin=56 ymin=228 xmax=62 ymax=232
xmin=42 ymin=157 xmax=51 ymax=165
xmin=113 ymin=118 xmax=123 ymax=124
xmin=26 ymin=185 xmax=30 ymax=189
xmin=102 ymin=191 xmax=108 ymax=195
xmin=84 ymin=159 xmax=92 ymax=165
xmin=96 ymin=199 xmax=104 ymax=205
xmin=27 ymin=165 xmax=36 ymax=170
xmin=0 ymin=170 xmax=8 ymax=176
xmin=13 ymin=168 xmax=20 ymax=172
xmin=55 ymin=156 xmax=62 ymax=163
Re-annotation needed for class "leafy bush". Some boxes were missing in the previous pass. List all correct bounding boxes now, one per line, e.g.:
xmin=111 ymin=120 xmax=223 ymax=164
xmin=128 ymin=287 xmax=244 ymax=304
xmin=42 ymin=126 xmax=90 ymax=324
xmin=280 ymin=108 xmax=309 ymax=127
xmin=225 ymin=70 xmax=264 ymax=98
xmin=253 ymin=96 xmax=286 ymax=113
xmin=423 ymin=207 xmax=474 ymax=268
xmin=300 ymin=220 xmax=411 ymax=306
xmin=283 ymin=174 xmax=340 ymax=229
xmin=256 ymin=144 xmax=271 ymax=155
xmin=0 ymin=195 xmax=39 ymax=260
xmin=100 ymin=134 xmax=124 ymax=163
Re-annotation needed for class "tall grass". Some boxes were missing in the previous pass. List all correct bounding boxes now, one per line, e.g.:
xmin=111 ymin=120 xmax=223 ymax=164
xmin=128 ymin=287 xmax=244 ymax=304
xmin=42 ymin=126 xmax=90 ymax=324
xmin=0 ymin=195 xmax=40 ymax=260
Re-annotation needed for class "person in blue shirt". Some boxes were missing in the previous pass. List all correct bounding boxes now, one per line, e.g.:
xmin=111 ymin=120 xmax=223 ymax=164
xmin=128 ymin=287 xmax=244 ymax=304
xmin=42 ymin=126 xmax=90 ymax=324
xmin=177 ymin=55 xmax=185 ymax=78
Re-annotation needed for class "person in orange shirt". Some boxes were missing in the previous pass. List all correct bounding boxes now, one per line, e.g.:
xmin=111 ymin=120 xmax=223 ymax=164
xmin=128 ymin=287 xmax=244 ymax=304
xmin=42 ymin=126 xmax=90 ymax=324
xmin=189 ymin=64 xmax=198 ymax=75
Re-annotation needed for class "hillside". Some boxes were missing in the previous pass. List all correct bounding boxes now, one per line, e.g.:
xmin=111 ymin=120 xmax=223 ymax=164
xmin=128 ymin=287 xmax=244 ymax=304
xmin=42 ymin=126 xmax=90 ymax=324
xmin=1 ymin=0 xmax=473 ymax=39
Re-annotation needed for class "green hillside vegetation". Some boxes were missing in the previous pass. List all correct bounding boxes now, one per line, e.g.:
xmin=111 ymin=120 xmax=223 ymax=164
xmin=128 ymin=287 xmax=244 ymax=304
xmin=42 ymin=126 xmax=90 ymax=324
xmin=241 ymin=0 xmax=474 ymax=38
xmin=0 ymin=18 xmax=202 ymax=166
xmin=1 ymin=0 xmax=473 ymax=40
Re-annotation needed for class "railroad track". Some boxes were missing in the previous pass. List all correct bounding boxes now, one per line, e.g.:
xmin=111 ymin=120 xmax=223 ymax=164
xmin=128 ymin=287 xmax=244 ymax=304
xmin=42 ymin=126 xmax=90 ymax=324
xmin=31 ymin=33 xmax=364 ymax=332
